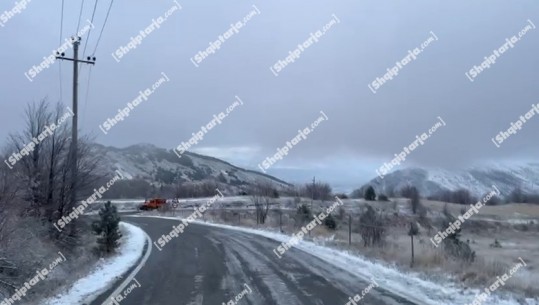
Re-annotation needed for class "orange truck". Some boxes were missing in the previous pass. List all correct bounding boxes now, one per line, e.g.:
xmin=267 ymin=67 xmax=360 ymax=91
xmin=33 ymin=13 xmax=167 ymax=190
xmin=139 ymin=198 xmax=167 ymax=210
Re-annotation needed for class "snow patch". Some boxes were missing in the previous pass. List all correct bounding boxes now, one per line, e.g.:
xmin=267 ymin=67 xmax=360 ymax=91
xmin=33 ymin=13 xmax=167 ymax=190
xmin=43 ymin=222 xmax=147 ymax=305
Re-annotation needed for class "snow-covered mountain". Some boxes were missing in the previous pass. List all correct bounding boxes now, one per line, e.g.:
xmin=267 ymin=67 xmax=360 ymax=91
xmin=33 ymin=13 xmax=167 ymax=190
xmin=363 ymin=163 xmax=539 ymax=197
xmin=92 ymin=143 xmax=290 ymax=190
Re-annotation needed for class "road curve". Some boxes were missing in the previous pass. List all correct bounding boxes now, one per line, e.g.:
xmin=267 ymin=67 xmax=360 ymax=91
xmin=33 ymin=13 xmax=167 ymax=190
xmin=93 ymin=216 xmax=419 ymax=305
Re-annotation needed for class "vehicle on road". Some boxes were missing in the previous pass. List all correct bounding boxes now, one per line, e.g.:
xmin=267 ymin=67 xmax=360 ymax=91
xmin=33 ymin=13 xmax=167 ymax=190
xmin=139 ymin=198 xmax=167 ymax=210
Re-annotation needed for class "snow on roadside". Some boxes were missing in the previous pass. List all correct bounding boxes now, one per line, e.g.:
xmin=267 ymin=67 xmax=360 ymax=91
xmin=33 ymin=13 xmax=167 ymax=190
xmin=132 ymin=215 xmax=538 ymax=305
xmin=43 ymin=222 xmax=147 ymax=305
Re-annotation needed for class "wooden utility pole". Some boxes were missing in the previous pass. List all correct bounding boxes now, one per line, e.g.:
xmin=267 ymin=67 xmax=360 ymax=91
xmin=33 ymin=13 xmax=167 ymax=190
xmin=309 ymin=176 xmax=316 ymax=237
xmin=56 ymin=37 xmax=96 ymax=212
xmin=311 ymin=176 xmax=315 ymax=209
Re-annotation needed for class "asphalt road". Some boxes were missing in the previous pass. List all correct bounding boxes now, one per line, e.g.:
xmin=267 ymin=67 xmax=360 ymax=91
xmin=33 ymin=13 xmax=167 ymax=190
xmin=93 ymin=216 xmax=419 ymax=305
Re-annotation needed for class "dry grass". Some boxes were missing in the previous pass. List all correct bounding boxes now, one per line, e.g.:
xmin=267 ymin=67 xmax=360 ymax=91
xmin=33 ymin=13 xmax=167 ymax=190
xmin=422 ymin=199 xmax=539 ymax=219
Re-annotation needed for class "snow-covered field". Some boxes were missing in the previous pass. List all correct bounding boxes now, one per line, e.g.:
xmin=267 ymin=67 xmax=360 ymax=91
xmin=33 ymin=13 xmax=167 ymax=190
xmin=42 ymin=223 xmax=148 ymax=305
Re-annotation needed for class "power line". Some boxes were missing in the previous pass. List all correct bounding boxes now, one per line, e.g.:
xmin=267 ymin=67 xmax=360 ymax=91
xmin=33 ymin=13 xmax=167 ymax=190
xmin=76 ymin=0 xmax=86 ymax=33
xmin=59 ymin=0 xmax=65 ymax=45
xmin=82 ymin=0 xmax=113 ymax=126
xmin=91 ymin=0 xmax=114 ymax=56
xmin=81 ymin=0 xmax=99 ymax=62
xmin=78 ymin=0 xmax=99 ymax=77
xmin=58 ymin=0 xmax=65 ymax=103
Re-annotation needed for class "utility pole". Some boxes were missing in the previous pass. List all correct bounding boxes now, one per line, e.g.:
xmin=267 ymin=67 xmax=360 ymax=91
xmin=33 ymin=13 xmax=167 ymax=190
xmin=56 ymin=37 xmax=96 ymax=213
xmin=309 ymin=176 xmax=315 ymax=237
xmin=311 ymin=176 xmax=315 ymax=209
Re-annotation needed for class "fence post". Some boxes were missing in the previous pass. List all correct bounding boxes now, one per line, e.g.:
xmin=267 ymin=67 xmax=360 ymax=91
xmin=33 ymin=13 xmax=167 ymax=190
xmin=410 ymin=222 xmax=415 ymax=268
xmin=279 ymin=213 xmax=283 ymax=232
xmin=308 ymin=212 xmax=311 ymax=237
xmin=348 ymin=214 xmax=352 ymax=246
xmin=238 ymin=213 xmax=241 ymax=225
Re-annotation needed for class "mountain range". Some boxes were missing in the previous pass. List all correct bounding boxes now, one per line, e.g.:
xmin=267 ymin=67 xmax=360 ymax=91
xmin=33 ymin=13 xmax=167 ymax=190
xmin=93 ymin=143 xmax=538 ymax=198
xmin=92 ymin=143 xmax=290 ymax=194
xmin=363 ymin=163 xmax=539 ymax=197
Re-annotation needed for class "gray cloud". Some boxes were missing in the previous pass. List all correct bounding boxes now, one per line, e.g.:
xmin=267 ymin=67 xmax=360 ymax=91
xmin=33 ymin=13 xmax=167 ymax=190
xmin=1 ymin=0 xmax=538 ymax=191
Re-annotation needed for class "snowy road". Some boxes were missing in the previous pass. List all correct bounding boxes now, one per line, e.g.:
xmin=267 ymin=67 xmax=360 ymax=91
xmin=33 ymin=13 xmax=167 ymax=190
xmin=92 ymin=216 xmax=418 ymax=305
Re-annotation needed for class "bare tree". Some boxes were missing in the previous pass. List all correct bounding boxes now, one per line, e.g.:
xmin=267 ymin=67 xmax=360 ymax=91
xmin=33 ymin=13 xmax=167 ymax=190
xmin=0 ymin=151 xmax=20 ymax=206
xmin=7 ymin=100 xmax=51 ymax=216
xmin=249 ymin=180 xmax=277 ymax=224
xmin=359 ymin=205 xmax=386 ymax=247
xmin=0 ymin=99 xmax=106 ymax=299
xmin=452 ymin=188 xmax=477 ymax=205
xmin=54 ymin=136 xmax=101 ymax=220
xmin=429 ymin=188 xmax=477 ymax=205
xmin=302 ymin=181 xmax=332 ymax=201
xmin=399 ymin=185 xmax=420 ymax=214
xmin=6 ymin=100 xmax=101 ymax=226
xmin=43 ymin=103 xmax=70 ymax=213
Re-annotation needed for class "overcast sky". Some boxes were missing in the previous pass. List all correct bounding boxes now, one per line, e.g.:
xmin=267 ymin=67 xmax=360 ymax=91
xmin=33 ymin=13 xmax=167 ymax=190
xmin=1 ymin=0 xmax=538 ymax=191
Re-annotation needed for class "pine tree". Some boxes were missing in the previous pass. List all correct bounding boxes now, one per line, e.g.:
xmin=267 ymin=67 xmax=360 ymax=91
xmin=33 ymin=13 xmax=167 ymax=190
xmin=364 ymin=186 xmax=376 ymax=201
xmin=324 ymin=213 xmax=337 ymax=230
xmin=296 ymin=204 xmax=313 ymax=225
xmin=92 ymin=201 xmax=122 ymax=253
